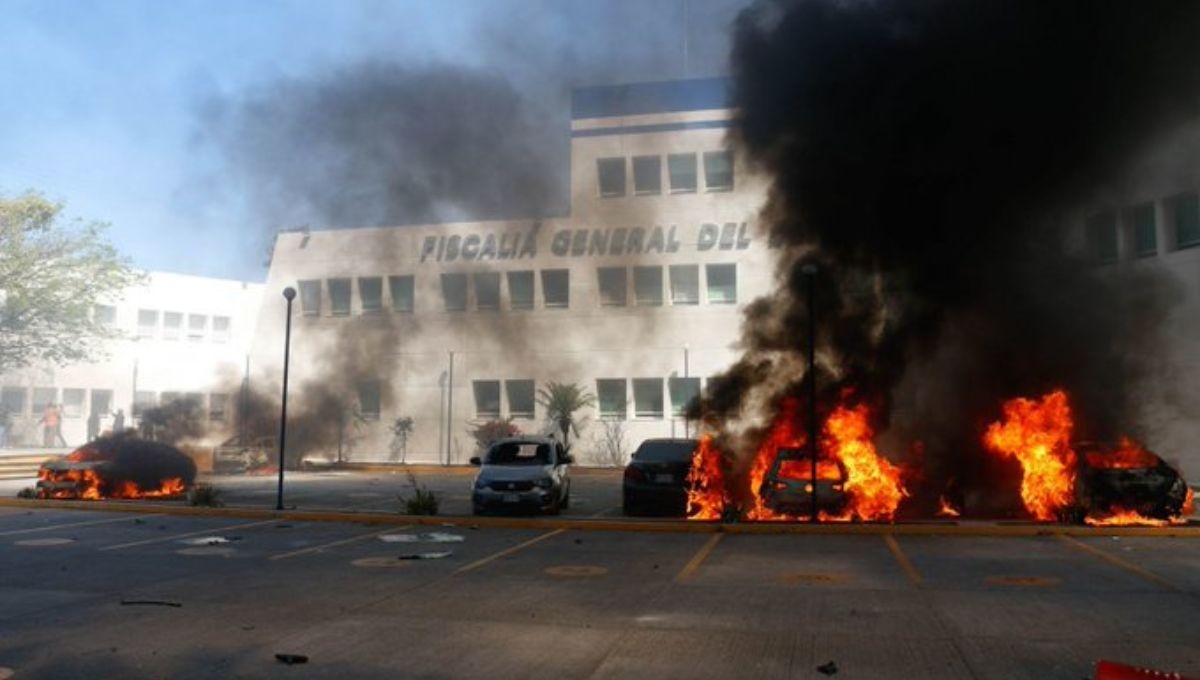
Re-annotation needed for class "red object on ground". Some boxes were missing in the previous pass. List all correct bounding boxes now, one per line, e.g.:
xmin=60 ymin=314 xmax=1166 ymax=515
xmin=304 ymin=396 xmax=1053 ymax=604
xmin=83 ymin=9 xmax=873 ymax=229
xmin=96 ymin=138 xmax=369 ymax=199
xmin=1096 ymin=660 xmax=1200 ymax=680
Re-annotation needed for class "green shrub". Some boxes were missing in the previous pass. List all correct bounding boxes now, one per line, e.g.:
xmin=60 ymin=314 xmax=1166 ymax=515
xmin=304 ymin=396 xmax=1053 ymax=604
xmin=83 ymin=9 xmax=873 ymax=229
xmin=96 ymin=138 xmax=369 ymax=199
xmin=187 ymin=483 xmax=224 ymax=507
xmin=400 ymin=469 xmax=440 ymax=515
xmin=15 ymin=487 xmax=36 ymax=499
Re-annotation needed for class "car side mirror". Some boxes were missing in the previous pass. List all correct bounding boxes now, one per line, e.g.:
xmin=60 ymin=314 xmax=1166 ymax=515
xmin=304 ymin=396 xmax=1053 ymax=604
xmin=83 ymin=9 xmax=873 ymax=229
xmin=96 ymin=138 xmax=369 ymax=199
xmin=563 ymin=454 xmax=575 ymax=465
xmin=469 ymin=456 xmax=481 ymax=466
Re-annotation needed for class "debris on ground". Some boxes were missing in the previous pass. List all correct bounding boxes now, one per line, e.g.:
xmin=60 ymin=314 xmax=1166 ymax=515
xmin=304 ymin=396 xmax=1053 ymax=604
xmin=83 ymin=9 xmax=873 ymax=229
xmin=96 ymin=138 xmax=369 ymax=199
xmin=378 ymin=532 xmax=463 ymax=543
xmin=397 ymin=551 xmax=453 ymax=560
xmin=275 ymin=653 xmax=308 ymax=665
xmin=120 ymin=599 xmax=182 ymax=608
xmin=179 ymin=536 xmax=241 ymax=545
xmin=817 ymin=661 xmax=838 ymax=675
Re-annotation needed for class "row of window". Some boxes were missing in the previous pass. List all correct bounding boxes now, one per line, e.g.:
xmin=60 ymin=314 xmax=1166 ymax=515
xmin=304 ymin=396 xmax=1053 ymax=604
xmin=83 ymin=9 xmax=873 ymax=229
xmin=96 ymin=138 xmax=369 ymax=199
xmin=1086 ymin=191 xmax=1200 ymax=261
xmin=471 ymin=377 xmax=702 ymax=421
xmin=111 ymin=306 xmax=233 ymax=343
xmin=0 ymin=386 xmax=229 ymax=422
xmin=298 ymin=264 xmax=738 ymax=316
xmin=597 ymin=150 xmax=733 ymax=198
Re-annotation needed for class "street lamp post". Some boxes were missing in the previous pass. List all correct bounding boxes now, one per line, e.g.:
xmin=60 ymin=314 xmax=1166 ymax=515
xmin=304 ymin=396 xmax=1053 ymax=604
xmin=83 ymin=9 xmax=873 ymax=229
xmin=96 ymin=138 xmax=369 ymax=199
xmin=801 ymin=264 xmax=818 ymax=524
xmin=683 ymin=344 xmax=690 ymax=438
xmin=276 ymin=287 xmax=296 ymax=511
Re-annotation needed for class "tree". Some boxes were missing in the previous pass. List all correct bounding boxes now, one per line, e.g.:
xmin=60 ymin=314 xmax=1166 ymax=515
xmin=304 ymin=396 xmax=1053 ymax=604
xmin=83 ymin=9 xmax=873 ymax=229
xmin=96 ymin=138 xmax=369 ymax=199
xmin=536 ymin=381 xmax=595 ymax=451
xmin=0 ymin=192 xmax=143 ymax=371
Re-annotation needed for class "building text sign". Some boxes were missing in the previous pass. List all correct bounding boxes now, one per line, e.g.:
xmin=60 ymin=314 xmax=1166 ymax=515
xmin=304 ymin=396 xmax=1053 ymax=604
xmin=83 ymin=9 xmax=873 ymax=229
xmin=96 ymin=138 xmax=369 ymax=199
xmin=419 ymin=223 xmax=752 ymax=264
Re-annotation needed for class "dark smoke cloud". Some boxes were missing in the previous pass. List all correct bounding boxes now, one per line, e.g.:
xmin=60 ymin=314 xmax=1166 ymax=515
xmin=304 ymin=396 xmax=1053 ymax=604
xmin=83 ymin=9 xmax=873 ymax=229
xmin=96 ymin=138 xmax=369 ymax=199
xmin=700 ymin=0 xmax=1200 ymax=506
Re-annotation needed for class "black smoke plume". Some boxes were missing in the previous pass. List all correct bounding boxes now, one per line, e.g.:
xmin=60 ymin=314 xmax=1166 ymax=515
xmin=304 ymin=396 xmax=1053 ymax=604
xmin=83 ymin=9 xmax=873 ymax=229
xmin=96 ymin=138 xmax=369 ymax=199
xmin=700 ymin=0 xmax=1200 ymax=507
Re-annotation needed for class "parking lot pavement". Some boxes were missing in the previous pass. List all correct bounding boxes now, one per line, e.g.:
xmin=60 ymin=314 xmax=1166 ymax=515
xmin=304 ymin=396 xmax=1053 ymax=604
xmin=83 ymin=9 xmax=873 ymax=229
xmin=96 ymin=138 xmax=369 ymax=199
xmin=0 ymin=508 xmax=1197 ymax=679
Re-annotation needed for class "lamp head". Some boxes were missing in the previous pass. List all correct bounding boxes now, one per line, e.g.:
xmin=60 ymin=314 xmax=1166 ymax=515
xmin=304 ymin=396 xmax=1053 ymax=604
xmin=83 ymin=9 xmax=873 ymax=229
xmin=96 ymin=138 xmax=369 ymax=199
xmin=283 ymin=286 xmax=296 ymax=301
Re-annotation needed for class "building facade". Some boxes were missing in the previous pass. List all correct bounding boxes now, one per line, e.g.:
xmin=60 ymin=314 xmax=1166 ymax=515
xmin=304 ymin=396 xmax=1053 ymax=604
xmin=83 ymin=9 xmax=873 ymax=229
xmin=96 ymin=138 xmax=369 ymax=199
xmin=249 ymin=78 xmax=776 ymax=464
xmin=0 ymin=272 xmax=264 ymax=448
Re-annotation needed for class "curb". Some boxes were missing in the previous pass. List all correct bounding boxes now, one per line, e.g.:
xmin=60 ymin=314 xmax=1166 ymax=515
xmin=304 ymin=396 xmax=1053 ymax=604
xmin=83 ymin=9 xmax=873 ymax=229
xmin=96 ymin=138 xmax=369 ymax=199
xmin=0 ymin=497 xmax=1197 ymax=537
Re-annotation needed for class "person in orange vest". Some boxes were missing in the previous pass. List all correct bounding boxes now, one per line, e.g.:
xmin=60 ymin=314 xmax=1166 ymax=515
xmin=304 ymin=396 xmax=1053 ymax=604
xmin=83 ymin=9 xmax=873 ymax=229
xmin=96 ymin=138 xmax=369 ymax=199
xmin=39 ymin=403 xmax=65 ymax=447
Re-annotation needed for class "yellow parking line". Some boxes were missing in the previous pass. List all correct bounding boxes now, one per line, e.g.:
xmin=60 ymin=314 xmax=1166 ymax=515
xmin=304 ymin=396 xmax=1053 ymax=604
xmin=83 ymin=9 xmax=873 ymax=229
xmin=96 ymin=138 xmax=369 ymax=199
xmin=269 ymin=526 xmax=407 ymax=561
xmin=675 ymin=533 xmax=723 ymax=583
xmin=1056 ymin=534 xmax=1180 ymax=592
xmin=0 ymin=513 xmax=164 ymax=537
xmin=883 ymin=534 xmax=923 ymax=588
xmin=100 ymin=519 xmax=279 ymax=551
xmin=454 ymin=529 xmax=565 ymax=574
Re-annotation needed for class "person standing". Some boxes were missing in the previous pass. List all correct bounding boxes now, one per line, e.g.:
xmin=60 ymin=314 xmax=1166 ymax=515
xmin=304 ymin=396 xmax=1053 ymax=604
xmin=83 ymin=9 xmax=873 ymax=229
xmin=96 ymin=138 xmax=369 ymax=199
xmin=111 ymin=408 xmax=125 ymax=434
xmin=86 ymin=410 xmax=100 ymax=442
xmin=39 ymin=403 xmax=59 ymax=447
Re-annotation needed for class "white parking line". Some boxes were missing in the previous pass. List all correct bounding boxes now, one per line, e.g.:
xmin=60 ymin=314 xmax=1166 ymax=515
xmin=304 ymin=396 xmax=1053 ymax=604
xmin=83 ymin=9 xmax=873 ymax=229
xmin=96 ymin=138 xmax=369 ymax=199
xmin=0 ymin=513 xmax=165 ymax=537
xmin=269 ymin=526 xmax=408 ymax=561
xmin=99 ymin=519 xmax=279 ymax=551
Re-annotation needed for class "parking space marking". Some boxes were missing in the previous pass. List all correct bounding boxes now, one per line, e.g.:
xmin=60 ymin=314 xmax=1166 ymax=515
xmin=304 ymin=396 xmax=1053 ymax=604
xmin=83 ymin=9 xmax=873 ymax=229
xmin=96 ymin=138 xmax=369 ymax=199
xmin=269 ymin=526 xmax=408 ymax=561
xmin=1056 ymin=534 xmax=1181 ymax=592
xmin=587 ymin=505 xmax=620 ymax=518
xmin=99 ymin=519 xmax=279 ymax=551
xmin=453 ymin=529 xmax=566 ymax=574
xmin=984 ymin=575 xmax=1060 ymax=587
xmin=0 ymin=513 xmax=164 ymax=537
xmin=883 ymin=533 xmax=923 ymax=588
xmin=674 ymin=533 xmax=723 ymax=583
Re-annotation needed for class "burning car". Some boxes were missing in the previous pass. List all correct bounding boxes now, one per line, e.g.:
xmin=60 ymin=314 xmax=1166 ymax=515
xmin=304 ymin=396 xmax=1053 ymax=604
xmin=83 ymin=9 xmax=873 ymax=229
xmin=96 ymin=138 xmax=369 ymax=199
xmin=758 ymin=446 xmax=849 ymax=517
xmin=37 ymin=435 xmax=196 ymax=500
xmin=212 ymin=435 xmax=274 ymax=474
xmin=1072 ymin=440 xmax=1192 ymax=524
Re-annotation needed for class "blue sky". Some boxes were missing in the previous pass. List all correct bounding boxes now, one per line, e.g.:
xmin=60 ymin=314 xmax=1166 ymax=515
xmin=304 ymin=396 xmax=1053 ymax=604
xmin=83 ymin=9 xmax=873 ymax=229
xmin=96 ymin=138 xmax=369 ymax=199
xmin=0 ymin=0 xmax=742 ymax=282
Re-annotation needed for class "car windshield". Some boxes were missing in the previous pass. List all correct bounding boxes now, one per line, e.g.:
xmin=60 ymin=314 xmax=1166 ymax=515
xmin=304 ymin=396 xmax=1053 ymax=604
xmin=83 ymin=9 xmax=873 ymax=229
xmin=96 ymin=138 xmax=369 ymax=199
xmin=635 ymin=441 xmax=697 ymax=462
xmin=485 ymin=442 xmax=552 ymax=465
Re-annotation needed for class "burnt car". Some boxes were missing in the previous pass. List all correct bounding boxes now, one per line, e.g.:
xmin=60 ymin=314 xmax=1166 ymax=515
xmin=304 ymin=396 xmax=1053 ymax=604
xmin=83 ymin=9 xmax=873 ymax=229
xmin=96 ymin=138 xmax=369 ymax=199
xmin=622 ymin=438 xmax=698 ymax=516
xmin=759 ymin=446 xmax=849 ymax=516
xmin=212 ymin=435 xmax=273 ymax=474
xmin=470 ymin=436 xmax=572 ymax=515
xmin=1070 ymin=441 xmax=1190 ymax=521
xmin=37 ymin=435 xmax=197 ymax=500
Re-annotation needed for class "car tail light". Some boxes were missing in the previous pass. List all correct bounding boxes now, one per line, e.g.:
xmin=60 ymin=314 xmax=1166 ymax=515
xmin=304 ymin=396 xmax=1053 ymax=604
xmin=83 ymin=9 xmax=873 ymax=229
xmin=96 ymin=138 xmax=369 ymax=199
xmin=804 ymin=483 xmax=814 ymax=493
xmin=624 ymin=466 xmax=646 ymax=483
xmin=831 ymin=484 xmax=843 ymax=492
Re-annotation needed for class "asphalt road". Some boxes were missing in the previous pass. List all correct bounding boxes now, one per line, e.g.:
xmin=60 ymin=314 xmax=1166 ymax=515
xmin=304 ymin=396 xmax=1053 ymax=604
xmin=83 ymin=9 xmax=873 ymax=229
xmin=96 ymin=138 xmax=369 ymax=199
xmin=0 ymin=504 xmax=1197 ymax=679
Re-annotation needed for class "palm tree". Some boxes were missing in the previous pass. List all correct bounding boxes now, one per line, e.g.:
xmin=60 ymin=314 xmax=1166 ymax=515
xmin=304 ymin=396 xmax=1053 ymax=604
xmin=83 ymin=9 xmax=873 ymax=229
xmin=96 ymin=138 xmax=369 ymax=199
xmin=536 ymin=381 xmax=595 ymax=451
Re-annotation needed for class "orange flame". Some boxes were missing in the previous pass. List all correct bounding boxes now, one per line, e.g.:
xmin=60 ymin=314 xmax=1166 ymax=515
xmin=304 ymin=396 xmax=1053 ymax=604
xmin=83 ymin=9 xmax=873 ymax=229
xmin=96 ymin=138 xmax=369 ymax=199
xmin=824 ymin=404 xmax=907 ymax=521
xmin=686 ymin=436 xmax=728 ymax=520
xmin=1084 ymin=437 xmax=1160 ymax=469
xmin=38 ymin=467 xmax=188 ymax=500
xmin=937 ymin=496 xmax=961 ymax=518
xmin=983 ymin=390 xmax=1076 ymax=521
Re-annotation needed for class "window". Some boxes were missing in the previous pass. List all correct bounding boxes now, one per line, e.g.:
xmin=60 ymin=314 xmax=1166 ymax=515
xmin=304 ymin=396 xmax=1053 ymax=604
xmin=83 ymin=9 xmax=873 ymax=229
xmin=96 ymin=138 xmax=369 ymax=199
xmin=706 ymin=264 xmax=737 ymax=304
xmin=299 ymin=280 xmax=322 ymax=316
xmin=473 ymin=380 xmax=501 ymax=419
xmin=94 ymin=304 xmax=116 ymax=326
xmin=670 ymin=265 xmax=700 ymax=305
xmin=389 ymin=275 xmax=414 ymax=313
xmin=32 ymin=387 xmax=56 ymax=411
xmin=1128 ymin=203 xmax=1157 ymax=257
xmin=668 ymin=153 xmax=698 ymax=193
xmin=209 ymin=393 xmax=228 ymax=421
xmin=2 ymin=387 xmax=27 ymax=416
xmin=133 ymin=391 xmax=156 ymax=417
xmin=137 ymin=309 xmax=158 ymax=338
xmin=91 ymin=389 xmax=113 ymax=416
xmin=634 ymin=266 xmax=663 ymax=306
xmin=212 ymin=316 xmax=231 ymax=343
xmin=597 ymin=157 xmax=626 ymax=197
xmin=597 ymin=267 xmax=627 ymax=307
xmin=1086 ymin=212 xmax=1118 ymax=262
xmin=506 ymin=380 xmax=535 ymax=419
xmin=632 ymin=155 xmax=662 ymax=195
xmin=1172 ymin=192 xmax=1200 ymax=249
xmin=441 ymin=273 xmax=468 ymax=312
xmin=633 ymin=378 xmax=664 ymax=419
xmin=474 ymin=272 xmax=500 ymax=311
xmin=62 ymin=389 xmax=85 ymax=417
xmin=359 ymin=277 xmax=383 ymax=314
xmin=596 ymin=379 xmax=627 ymax=420
xmin=163 ymin=312 xmax=183 ymax=340
xmin=328 ymin=278 xmax=352 ymax=316
xmin=507 ymin=271 xmax=534 ymax=310
xmin=188 ymin=314 xmax=207 ymax=341
xmin=184 ymin=392 xmax=204 ymax=414
xmin=669 ymin=377 xmax=701 ymax=416
xmin=542 ymin=269 xmax=569 ymax=309
xmin=161 ymin=391 xmax=181 ymax=406
xmin=703 ymin=150 xmax=734 ymax=191
xmin=358 ymin=381 xmax=381 ymax=420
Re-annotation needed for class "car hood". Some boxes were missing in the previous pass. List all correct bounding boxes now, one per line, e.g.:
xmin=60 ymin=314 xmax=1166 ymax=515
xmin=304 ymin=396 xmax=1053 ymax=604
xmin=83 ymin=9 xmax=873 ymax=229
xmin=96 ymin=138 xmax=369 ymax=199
xmin=477 ymin=464 xmax=555 ymax=482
